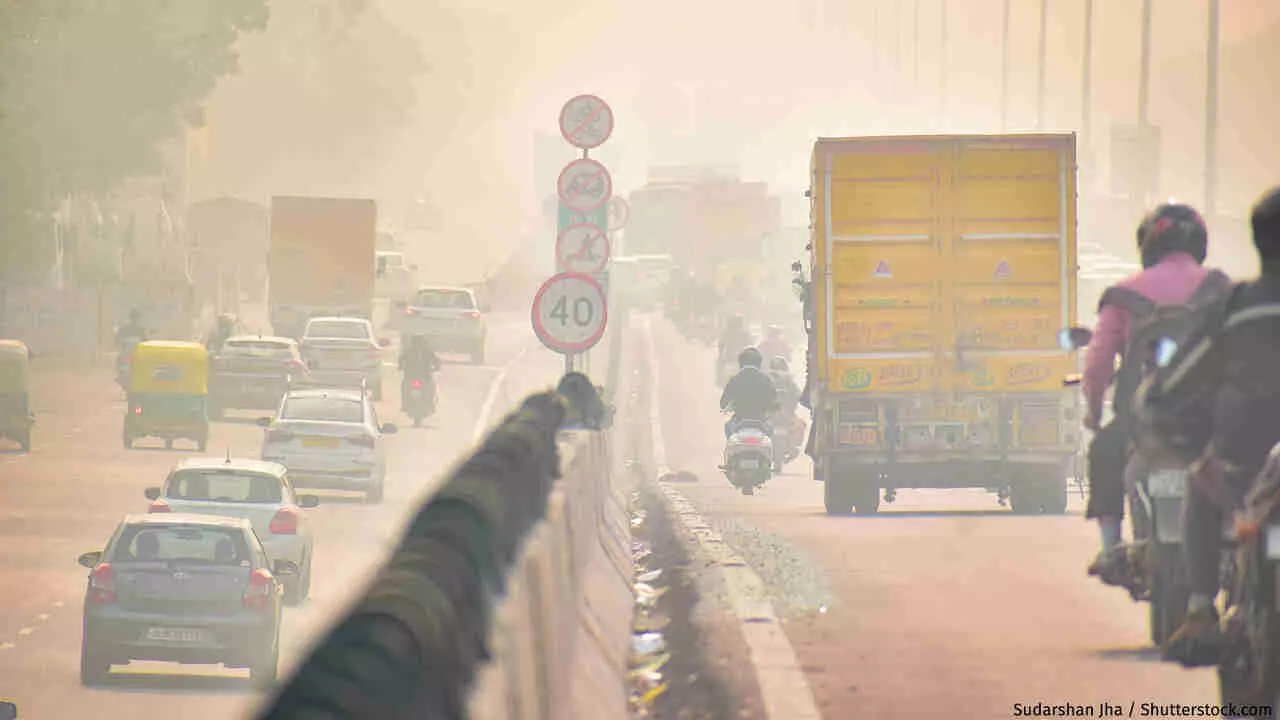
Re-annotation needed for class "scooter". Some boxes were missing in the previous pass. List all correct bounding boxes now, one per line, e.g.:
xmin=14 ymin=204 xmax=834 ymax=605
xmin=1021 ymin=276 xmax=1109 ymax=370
xmin=403 ymin=375 xmax=436 ymax=427
xmin=720 ymin=411 xmax=773 ymax=496
xmin=769 ymin=411 xmax=804 ymax=472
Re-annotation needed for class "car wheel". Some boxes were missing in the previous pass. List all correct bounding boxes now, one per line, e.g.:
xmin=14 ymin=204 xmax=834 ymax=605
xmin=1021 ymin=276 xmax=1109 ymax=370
xmin=122 ymin=431 xmax=133 ymax=450
xmin=197 ymin=435 xmax=208 ymax=453
xmin=164 ymin=438 xmax=174 ymax=450
xmin=249 ymin=635 xmax=279 ymax=689
xmin=470 ymin=341 xmax=485 ymax=365
xmin=79 ymin=638 xmax=111 ymax=686
xmin=17 ymin=429 xmax=30 ymax=452
xmin=284 ymin=552 xmax=311 ymax=605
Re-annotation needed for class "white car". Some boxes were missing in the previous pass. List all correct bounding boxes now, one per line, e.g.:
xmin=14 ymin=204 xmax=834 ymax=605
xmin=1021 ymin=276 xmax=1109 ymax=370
xmin=400 ymin=286 xmax=487 ymax=364
xmin=299 ymin=316 xmax=389 ymax=400
xmin=258 ymin=387 xmax=397 ymax=503
xmin=143 ymin=457 xmax=318 ymax=604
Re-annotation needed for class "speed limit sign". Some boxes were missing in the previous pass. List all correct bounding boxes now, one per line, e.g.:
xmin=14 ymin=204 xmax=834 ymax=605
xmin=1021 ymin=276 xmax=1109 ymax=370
xmin=531 ymin=272 xmax=608 ymax=353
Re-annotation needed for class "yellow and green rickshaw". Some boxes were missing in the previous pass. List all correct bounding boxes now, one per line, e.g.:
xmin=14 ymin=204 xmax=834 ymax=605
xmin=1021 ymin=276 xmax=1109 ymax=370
xmin=124 ymin=341 xmax=209 ymax=451
xmin=0 ymin=340 xmax=34 ymax=452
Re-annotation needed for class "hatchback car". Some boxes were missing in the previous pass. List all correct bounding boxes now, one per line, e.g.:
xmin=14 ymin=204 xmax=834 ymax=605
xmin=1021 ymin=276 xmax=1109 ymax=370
xmin=144 ymin=457 xmax=318 ymax=604
xmin=298 ymin=317 xmax=389 ymax=400
xmin=77 ymin=514 xmax=293 ymax=687
xmin=258 ymin=387 xmax=397 ymax=503
xmin=400 ymin=286 xmax=487 ymax=364
xmin=209 ymin=335 xmax=309 ymax=418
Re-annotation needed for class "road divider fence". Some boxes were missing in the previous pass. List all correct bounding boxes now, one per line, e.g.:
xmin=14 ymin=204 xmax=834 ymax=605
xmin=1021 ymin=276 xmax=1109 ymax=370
xmin=256 ymin=373 xmax=633 ymax=720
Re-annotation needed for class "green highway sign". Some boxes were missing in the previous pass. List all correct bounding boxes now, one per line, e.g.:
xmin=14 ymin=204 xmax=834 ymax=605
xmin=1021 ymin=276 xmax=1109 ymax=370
xmin=557 ymin=202 xmax=607 ymax=235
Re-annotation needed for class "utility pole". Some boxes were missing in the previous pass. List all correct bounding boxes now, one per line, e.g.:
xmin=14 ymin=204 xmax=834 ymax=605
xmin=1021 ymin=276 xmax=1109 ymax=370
xmin=1081 ymin=0 xmax=1093 ymax=148
xmin=1137 ymin=0 xmax=1152 ymax=126
xmin=938 ymin=0 xmax=948 ymax=128
xmin=1000 ymin=0 xmax=1011 ymax=130
xmin=913 ymin=0 xmax=920 ymax=86
xmin=1205 ymin=0 xmax=1220 ymax=214
xmin=1036 ymin=0 xmax=1049 ymax=129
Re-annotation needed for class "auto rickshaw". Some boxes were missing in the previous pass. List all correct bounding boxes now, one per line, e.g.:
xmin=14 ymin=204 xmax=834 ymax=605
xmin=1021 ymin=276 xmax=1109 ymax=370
xmin=0 ymin=340 xmax=34 ymax=452
xmin=124 ymin=341 xmax=209 ymax=451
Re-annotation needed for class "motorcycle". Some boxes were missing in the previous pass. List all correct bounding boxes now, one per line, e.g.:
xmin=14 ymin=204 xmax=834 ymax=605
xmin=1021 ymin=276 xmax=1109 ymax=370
xmin=115 ymin=339 xmax=140 ymax=392
xmin=769 ymin=410 xmax=804 ymax=472
xmin=402 ymin=376 xmax=435 ymax=427
xmin=1060 ymin=326 xmax=1191 ymax=645
xmin=720 ymin=411 xmax=773 ymax=496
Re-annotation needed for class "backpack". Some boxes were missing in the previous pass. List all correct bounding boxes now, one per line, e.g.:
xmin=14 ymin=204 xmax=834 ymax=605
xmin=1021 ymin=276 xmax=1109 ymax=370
xmin=1099 ymin=268 xmax=1232 ymax=425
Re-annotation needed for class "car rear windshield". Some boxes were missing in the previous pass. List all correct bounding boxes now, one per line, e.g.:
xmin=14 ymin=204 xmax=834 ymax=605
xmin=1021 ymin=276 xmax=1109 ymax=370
xmin=305 ymin=321 xmax=370 ymax=340
xmin=280 ymin=396 xmax=363 ymax=423
xmin=112 ymin=525 xmax=251 ymax=565
xmin=223 ymin=341 xmax=294 ymax=359
xmin=413 ymin=289 xmax=474 ymax=309
xmin=166 ymin=469 xmax=283 ymax=503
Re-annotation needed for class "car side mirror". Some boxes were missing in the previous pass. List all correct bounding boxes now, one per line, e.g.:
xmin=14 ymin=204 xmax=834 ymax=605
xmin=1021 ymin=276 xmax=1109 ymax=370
xmin=78 ymin=551 xmax=102 ymax=569
xmin=791 ymin=261 xmax=802 ymax=273
xmin=144 ymin=487 xmax=161 ymax=501
xmin=272 ymin=559 xmax=298 ymax=576
xmin=256 ymin=416 xmax=273 ymax=427
xmin=378 ymin=338 xmax=391 ymax=348
xmin=0 ymin=700 xmax=17 ymax=720
xmin=380 ymin=422 xmax=399 ymax=435
xmin=298 ymin=494 xmax=320 ymax=509
xmin=1154 ymin=337 xmax=1178 ymax=368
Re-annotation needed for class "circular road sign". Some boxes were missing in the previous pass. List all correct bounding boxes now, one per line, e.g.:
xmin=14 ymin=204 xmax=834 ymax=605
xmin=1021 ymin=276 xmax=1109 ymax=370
xmin=557 ymin=158 xmax=612 ymax=215
xmin=556 ymin=223 xmax=611 ymax=275
xmin=606 ymin=195 xmax=629 ymax=231
xmin=559 ymin=94 xmax=614 ymax=150
xmin=531 ymin=272 xmax=608 ymax=354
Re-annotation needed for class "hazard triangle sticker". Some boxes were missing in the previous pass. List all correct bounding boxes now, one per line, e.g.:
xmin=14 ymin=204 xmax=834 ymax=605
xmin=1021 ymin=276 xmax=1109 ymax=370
xmin=872 ymin=260 xmax=892 ymax=278
xmin=994 ymin=259 xmax=1011 ymax=279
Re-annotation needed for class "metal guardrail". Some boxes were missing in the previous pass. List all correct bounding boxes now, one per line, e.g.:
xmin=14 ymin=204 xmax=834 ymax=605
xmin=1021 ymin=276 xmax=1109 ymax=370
xmin=256 ymin=374 xmax=617 ymax=720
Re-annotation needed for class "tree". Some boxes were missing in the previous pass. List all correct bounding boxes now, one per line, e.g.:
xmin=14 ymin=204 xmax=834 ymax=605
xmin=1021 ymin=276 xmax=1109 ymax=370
xmin=0 ymin=0 xmax=269 ymax=277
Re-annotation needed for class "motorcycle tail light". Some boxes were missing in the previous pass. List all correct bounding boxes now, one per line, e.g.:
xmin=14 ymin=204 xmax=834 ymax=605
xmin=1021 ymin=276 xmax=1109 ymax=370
xmin=742 ymin=437 xmax=762 ymax=445
xmin=410 ymin=379 xmax=423 ymax=389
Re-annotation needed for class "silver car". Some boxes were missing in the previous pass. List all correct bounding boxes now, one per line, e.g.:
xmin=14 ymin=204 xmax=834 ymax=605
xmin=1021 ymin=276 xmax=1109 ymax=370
xmin=77 ymin=514 xmax=293 ymax=688
xmin=400 ymin=286 xmax=487 ymax=364
xmin=298 ymin=316 xmax=389 ymax=400
xmin=258 ymin=387 xmax=397 ymax=503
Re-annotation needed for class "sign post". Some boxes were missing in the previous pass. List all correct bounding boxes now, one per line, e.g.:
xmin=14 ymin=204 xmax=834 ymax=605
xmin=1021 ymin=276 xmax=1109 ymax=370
xmin=542 ymin=94 xmax=616 ymax=374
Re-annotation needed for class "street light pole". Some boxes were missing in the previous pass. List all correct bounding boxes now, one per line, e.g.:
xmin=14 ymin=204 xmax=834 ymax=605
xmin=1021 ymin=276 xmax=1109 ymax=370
xmin=1036 ymin=0 xmax=1049 ymax=130
xmin=1081 ymin=0 xmax=1093 ymax=145
xmin=913 ymin=0 xmax=920 ymax=87
xmin=1138 ymin=0 xmax=1152 ymax=127
xmin=1000 ymin=0 xmax=1011 ymax=130
xmin=938 ymin=0 xmax=948 ymax=128
xmin=1205 ymin=0 xmax=1220 ymax=214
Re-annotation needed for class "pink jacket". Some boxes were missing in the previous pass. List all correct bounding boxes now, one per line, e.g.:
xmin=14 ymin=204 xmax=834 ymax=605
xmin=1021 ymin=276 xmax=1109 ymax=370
xmin=1082 ymin=252 xmax=1212 ymax=418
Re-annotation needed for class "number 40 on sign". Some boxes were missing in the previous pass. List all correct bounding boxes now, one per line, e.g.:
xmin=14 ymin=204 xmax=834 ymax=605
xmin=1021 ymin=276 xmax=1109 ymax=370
xmin=531 ymin=272 xmax=609 ymax=354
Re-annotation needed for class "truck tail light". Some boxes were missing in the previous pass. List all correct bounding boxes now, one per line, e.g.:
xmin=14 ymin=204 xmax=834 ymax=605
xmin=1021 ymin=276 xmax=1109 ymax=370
xmin=269 ymin=507 xmax=298 ymax=535
xmin=88 ymin=563 xmax=117 ymax=604
xmin=148 ymin=500 xmax=171 ymax=513
xmin=243 ymin=569 xmax=273 ymax=610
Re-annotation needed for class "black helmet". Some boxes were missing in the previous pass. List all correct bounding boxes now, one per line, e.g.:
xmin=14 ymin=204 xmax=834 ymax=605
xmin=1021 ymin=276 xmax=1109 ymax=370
xmin=1136 ymin=202 xmax=1208 ymax=268
xmin=738 ymin=346 xmax=763 ymax=369
xmin=1250 ymin=186 xmax=1280 ymax=263
xmin=770 ymin=356 xmax=789 ymax=372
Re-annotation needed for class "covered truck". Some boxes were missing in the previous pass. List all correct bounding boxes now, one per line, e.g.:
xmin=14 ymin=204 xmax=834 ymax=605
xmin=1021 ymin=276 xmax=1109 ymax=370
xmin=806 ymin=134 xmax=1080 ymax=515
xmin=268 ymin=196 xmax=377 ymax=339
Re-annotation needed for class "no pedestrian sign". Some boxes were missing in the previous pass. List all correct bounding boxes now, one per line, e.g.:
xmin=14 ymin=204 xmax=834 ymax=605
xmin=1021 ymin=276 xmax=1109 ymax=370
xmin=556 ymin=223 xmax=611 ymax=275
xmin=559 ymin=94 xmax=614 ymax=150
xmin=557 ymin=158 xmax=613 ymax=215
xmin=531 ymin=272 xmax=608 ymax=354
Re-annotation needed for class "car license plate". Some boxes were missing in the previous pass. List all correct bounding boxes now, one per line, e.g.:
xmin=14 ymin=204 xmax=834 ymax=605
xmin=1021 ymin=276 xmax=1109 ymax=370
xmin=302 ymin=437 xmax=339 ymax=449
xmin=738 ymin=458 xmax=759 ymax=469
xmin=1147 ymin=469 xmax=1187 ymax=499
xmin=146 ymin=627 xmax=206 ymax=643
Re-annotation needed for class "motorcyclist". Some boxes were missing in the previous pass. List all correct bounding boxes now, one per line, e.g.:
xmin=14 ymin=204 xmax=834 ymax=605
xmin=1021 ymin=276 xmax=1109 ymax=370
xmin=717 ymin=314 xmax=752 ymax=369
xmin=768 ymin=356 xmax=800 ymax=418
xmin=203 ymin=314 xmax=237 ymax=355
xmin=1149 ymin=186 xmax=1280 ymax=665
xmin=397 ymin=334 xmax=440 ymax=408
xmin=1080 ymin=202 xmax=1228 ymax=579
xmin=758 ymin=325 xmax=791 ymax=364
xmin=115 ymin=309 xmax=148 ymax=349
xmin=719 ymin=346 xmax=777 ymax=439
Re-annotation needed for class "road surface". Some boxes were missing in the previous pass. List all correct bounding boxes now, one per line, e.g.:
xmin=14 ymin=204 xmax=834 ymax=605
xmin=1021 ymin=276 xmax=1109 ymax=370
xmin=0 ymin=312 xmax=561 ymax=718
xmin=641 ymin=313 xmax=1221 ymax=718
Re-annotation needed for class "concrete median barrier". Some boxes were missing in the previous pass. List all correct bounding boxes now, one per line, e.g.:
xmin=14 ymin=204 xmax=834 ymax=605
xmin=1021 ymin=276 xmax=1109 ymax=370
xmin=256 ymin=378 xmax=634 ymax=720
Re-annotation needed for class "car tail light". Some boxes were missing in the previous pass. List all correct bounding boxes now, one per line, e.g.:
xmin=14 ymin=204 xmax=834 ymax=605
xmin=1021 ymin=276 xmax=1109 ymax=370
xmin=269 ymin=507 xmax=299 ymax=535
xmin=346 ymin=434 xmax=375 ymax=448
xmin=122 ymin=355 xmax=132 ymax=364
xmin=88 ymin=563 xmax=117 ymax=604
xmin=410 ymin=379 xmax=423 ymax=389
xmin=243 ymin=569 xmax=273 ymax=610
xmin=404 ymin=307 xmax=417 ymax=317
xmin=266 ymin=427 xmax=294 ymax=443
xmin=463 ymin=310 xmax=480 ymax=319
xmin=148 ymin=500 xmax=171 ymax=513
xmin=742 ymin=437 xmax=762 ymax=445
xmin=132 ymin=406 xmax=142 ymax=415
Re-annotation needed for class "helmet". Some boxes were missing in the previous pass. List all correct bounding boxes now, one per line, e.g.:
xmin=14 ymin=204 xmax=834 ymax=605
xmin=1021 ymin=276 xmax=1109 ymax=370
xmin=770 ymin=356 xmax=789 ymax=372
xmin=1250 ymin=186 xmax=1280 ymax=262
xmin=1136 ymin=202 xmax=1208 ymax=268
xmin=738 ymin=346 xmax=763 ymax=369
xmin=216 ymin=314 xmax=235 ymax=329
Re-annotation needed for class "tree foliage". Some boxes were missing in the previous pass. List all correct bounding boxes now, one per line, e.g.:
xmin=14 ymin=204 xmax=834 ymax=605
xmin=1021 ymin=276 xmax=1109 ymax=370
xmin=0 ymin=0 xmax=269 ymax=275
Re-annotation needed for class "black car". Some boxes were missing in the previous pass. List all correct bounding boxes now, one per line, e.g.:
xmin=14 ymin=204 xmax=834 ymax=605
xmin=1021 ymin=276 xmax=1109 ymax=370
xmin=209 ymin=335 xmax=310 ymax=419
xmin=77 ymin=513 xmax=295 ymax=687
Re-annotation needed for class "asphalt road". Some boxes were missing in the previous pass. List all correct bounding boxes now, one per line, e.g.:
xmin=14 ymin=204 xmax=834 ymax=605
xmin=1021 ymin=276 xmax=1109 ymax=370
xmin=641 ymin=313 xmax=1221 ymax=719
xmin=0 ymin=311 xmax=561 ymax=719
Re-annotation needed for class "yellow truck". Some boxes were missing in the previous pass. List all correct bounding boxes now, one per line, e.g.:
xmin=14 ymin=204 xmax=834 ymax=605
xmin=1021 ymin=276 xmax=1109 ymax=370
xmin=807 ymin=134 xmax=1080 ymax=515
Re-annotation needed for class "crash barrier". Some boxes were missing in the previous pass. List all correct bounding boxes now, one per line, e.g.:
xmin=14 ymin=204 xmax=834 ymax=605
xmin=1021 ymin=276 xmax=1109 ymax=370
xmin=257 ymin=376 xmax=633 ymax=720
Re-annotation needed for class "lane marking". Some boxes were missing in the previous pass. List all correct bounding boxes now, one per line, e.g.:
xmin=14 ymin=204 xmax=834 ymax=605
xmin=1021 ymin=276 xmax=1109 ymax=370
xmin=17 ymin=628 xmax=33 ymax=637
xmin=471 ymin=346 xmax=530 ymax=444
xmin=0 ymin=643 xmax=13 ymax=650
xmin=639 ymin=314 xmax=822 ymax=720
xmin=34 ymin=614 xmax=49 ymax=622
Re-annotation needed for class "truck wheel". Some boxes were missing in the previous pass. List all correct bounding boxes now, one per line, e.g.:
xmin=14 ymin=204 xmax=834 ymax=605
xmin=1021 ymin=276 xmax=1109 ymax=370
xmin=1008 ymin=482 xmax=1037 ymax=514
xmin=823 ymin=474 xmax=853 ymax=515
xmin=1039 ymin=473 xmax=1069 ymax=515
xmin=1149 ymin=544 xmax=1188 ymax=646
xmin=852 ymin=480 xmax=881 ymax=515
